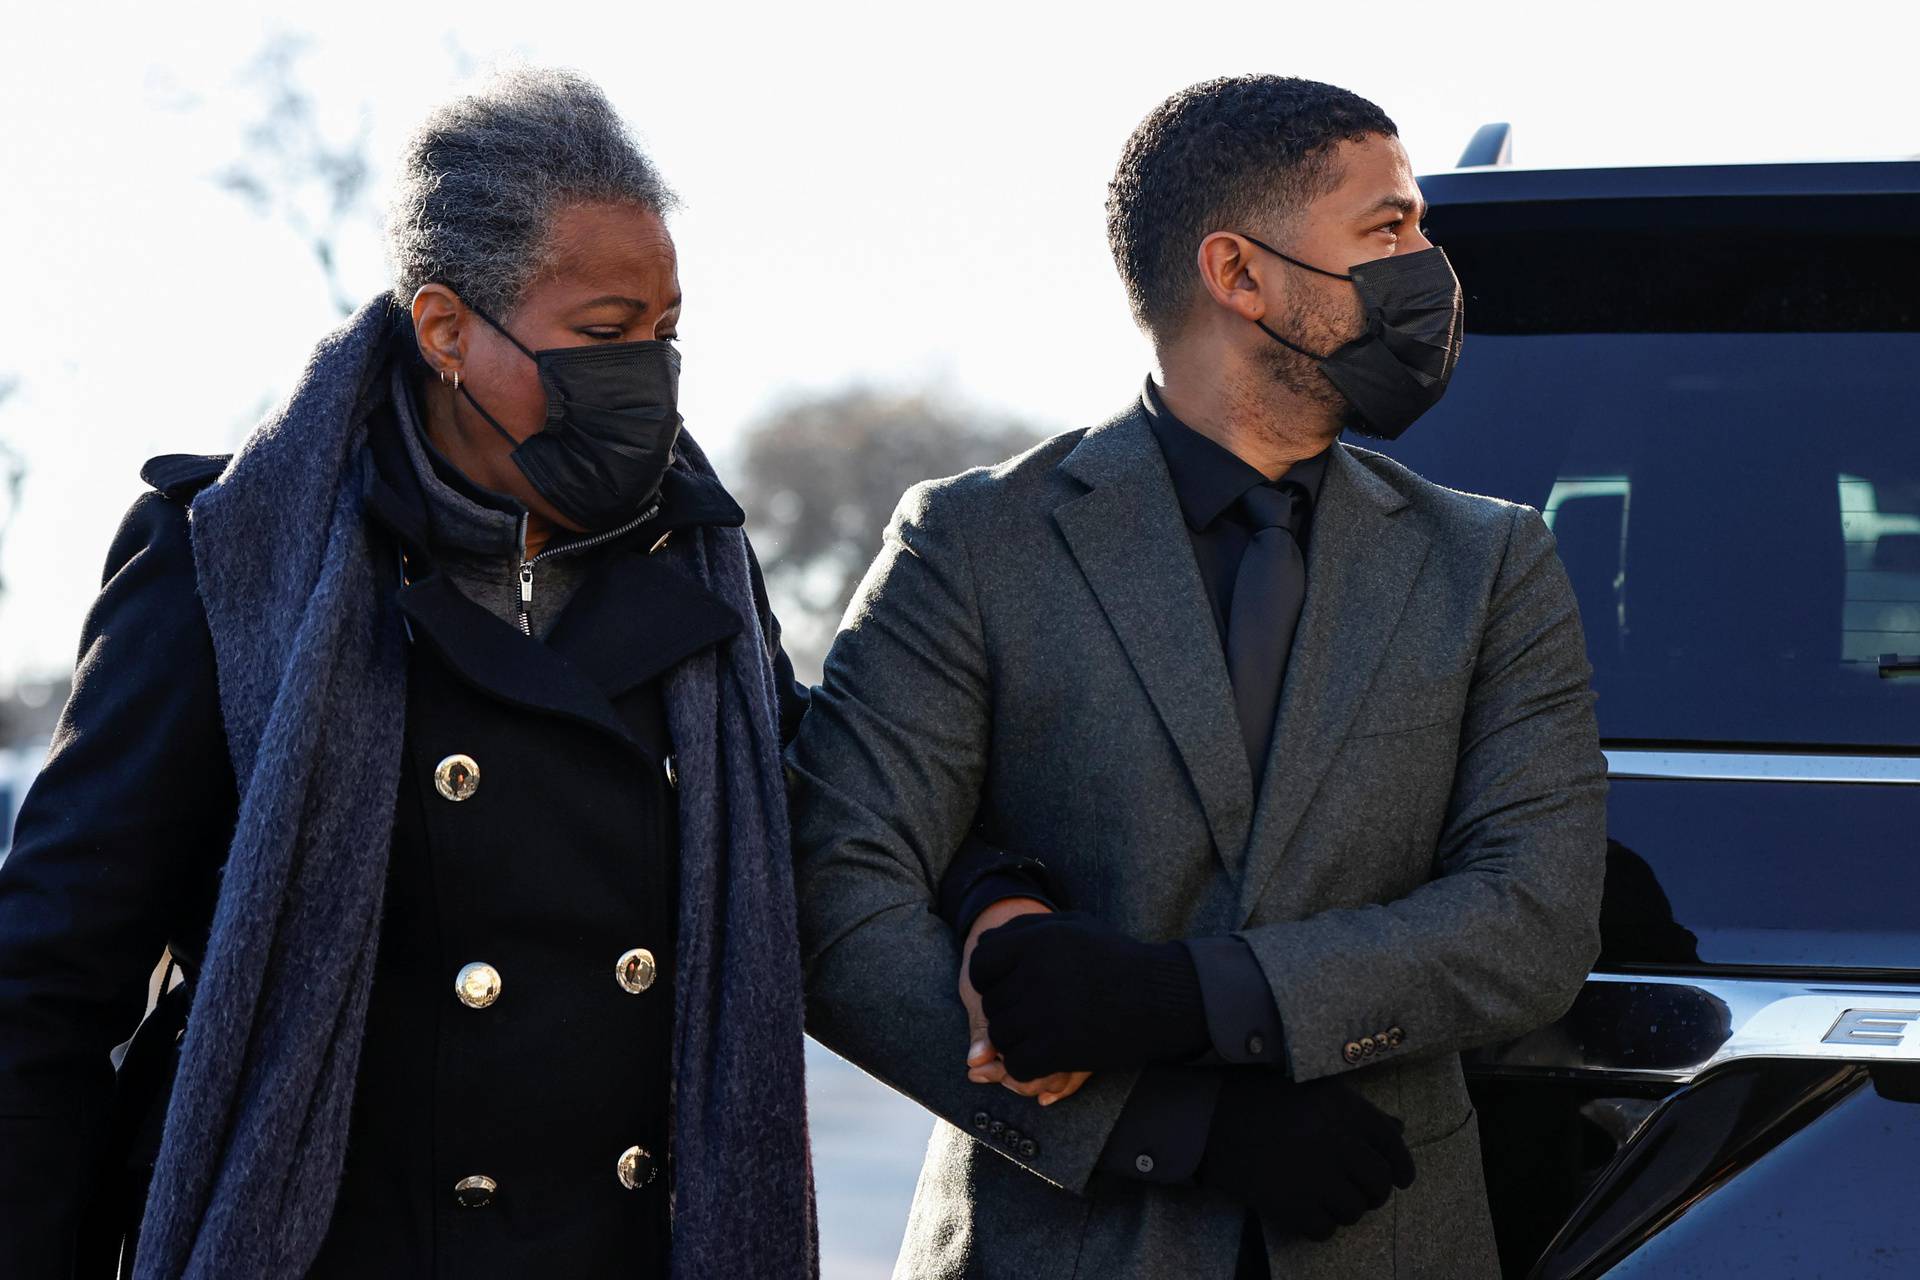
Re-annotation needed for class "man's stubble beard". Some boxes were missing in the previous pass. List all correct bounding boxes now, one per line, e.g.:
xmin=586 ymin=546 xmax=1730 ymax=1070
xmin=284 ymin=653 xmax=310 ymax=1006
xmin=1249 ymin=288 xmax=1362 ymax=443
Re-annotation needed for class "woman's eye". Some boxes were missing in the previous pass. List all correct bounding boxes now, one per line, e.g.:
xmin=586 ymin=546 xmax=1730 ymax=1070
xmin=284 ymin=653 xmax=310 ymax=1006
xmin=580 ymin=327 xmax=623 ymax=341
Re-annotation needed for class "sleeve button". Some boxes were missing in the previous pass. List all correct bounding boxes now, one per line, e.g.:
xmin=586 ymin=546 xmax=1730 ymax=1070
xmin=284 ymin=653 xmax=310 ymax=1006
xmin=1343 ymin=1041 xmax=1364 ymax=1064
xmin=1021 ymin=1138 xmax=1038 ymax=1157
xmin=972 ymin=1111 xmax=991 ymax=1132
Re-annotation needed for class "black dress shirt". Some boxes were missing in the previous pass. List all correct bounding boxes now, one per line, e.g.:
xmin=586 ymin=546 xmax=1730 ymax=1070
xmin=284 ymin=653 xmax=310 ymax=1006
xmin=1095 ymin=384 xmax=1333 ymax=1200
xmin=1142 ymin=380 xmax=1330 ymax=638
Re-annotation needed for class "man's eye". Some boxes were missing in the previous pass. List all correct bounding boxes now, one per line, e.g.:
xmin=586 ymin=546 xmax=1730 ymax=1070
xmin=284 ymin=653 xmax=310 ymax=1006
xmin=580 ymin=327 xmax=623 ymax=340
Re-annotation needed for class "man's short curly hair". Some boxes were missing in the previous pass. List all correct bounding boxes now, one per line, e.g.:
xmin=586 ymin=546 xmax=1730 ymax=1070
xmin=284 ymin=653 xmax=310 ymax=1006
xmin=1107 ymin=75 xmax=1397 ymax=338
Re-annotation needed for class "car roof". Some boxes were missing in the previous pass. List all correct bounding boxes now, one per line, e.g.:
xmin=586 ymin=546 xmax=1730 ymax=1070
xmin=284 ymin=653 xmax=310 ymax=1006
xmin=1419 ymin=159 xmax=1920 ymax=205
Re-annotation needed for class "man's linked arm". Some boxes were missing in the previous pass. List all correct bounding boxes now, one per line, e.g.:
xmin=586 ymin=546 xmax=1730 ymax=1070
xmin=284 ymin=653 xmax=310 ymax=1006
xmin=1236 ymin=505 xmax=1608 ymax=1082
xmin=789 ymin=478 xmax=1137 ymax=1194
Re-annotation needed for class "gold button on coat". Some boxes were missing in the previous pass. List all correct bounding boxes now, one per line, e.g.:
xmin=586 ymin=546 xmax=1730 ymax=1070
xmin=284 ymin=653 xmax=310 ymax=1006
xmin=455 ymin=962 xmax=502 ymax=1009
xmin=616 ymin=948 xmax=657 ymax=994
xmin=434 ymin=753 xmax=481 ymax=802
xmin=617 ymin=1144 xmax=659 ymax=1190
xmin=453 ymin=1174 xmax=497 ymax=1208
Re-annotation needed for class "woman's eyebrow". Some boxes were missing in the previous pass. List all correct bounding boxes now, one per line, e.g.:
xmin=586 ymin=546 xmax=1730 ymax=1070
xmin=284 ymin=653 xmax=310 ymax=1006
xmin=576 ymin=293 xmax=653 ymax=312
xmin=574 ymin=292 xmax=684 ymax=315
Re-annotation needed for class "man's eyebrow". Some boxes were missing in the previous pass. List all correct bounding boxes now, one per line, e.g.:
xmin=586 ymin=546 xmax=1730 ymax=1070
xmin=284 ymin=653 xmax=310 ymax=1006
xmin=1356 ymin=195 xmax=1425 ymax=221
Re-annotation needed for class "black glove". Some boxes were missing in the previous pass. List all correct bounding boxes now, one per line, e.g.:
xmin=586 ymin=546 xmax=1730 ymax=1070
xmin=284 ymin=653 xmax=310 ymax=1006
xmin=968 ymin=911 xmax=1210 ymax=1079
xmin=1197 ymin=1071 xmax=1416 ymax=1242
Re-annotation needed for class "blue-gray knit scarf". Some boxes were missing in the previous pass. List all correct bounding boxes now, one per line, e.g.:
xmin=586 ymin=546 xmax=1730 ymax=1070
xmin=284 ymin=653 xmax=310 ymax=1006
xmin=133 ymin=299 xmax=816 ymax=1279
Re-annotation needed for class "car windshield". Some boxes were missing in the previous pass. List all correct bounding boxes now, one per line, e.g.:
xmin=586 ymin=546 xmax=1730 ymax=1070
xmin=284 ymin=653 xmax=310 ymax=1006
xmin=1372 ymin=326 xmax=1920 ymax=748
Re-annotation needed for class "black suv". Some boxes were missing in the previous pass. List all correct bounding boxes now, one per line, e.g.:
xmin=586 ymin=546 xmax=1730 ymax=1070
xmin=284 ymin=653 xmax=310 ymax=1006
xmin=1373 ymin=129 xmax=1920 ymax=1277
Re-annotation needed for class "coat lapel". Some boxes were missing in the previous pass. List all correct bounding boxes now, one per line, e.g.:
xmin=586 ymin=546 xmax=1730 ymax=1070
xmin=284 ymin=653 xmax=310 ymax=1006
xmin=1053 ymin=408 xmax=1254 ymax=873
xmin=546 ymin=549 xmax=742 ymax=702
xmin=397 ymin=571 xmax=640 ymax=745
xmin=1236 ymin=444 xmax=1431 ymax=924
xmin=366 ymin=414 xmax=748 ymax=741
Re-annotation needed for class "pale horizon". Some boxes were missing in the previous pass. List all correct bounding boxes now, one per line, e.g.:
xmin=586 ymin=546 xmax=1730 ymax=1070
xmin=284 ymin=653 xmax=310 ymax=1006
xmin=3 ymin=0 xmax=1916 ymax=677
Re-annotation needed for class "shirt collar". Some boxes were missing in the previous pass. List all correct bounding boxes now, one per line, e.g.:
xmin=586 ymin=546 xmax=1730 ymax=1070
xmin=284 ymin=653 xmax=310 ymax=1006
xmin=1141 ymin=379 xmax=1331 ymax=532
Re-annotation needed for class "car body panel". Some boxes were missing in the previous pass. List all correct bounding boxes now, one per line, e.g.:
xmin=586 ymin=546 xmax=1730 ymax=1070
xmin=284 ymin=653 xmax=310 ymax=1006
xmin=1391 ymin=152 xmax=1920 ymax=1276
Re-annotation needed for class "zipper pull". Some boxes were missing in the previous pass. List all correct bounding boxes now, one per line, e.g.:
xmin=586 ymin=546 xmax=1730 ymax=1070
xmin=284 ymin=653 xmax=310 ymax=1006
xmin=519 ymin=560 xmax=535 ymax=606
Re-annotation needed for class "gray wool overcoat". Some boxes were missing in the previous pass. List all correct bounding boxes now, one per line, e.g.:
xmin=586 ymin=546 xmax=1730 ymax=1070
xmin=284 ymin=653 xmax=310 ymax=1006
xmin=790 ymin=403 xmax=1607 ymax=1279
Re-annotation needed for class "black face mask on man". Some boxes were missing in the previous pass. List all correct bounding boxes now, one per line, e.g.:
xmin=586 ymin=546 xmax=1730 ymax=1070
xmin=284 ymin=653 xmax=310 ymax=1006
xmin=452 ymin=299 xmax=683 ymax=531
xmin=1238 ymin=235 xmax=1464 ymax=439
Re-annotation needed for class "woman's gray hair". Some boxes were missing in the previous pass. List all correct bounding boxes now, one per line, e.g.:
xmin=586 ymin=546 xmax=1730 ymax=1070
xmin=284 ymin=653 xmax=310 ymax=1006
xmin=387 ymin=67 xmax=678 ymax=317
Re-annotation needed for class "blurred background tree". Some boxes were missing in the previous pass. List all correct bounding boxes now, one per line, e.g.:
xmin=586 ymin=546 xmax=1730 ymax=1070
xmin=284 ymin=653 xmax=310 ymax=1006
xmin=0 ymin=377 xmax=64 ymax=762
xmin=213 ymin=33 xmax=379 ymax=317
xmin=0 ymin=376 xmax=22 ymax=601
xmin=739 ymin=385 xmax=1047 ymax=682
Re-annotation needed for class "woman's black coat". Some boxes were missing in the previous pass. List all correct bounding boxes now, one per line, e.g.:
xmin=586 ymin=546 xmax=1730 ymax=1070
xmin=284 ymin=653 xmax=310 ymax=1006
xmin=0 ymin=391 xmax=815 ymax=1279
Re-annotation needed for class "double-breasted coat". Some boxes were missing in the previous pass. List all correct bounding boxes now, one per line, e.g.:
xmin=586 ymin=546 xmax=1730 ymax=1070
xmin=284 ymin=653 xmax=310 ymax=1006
xmin=0 ymin=370 xmax=806 ymax=1278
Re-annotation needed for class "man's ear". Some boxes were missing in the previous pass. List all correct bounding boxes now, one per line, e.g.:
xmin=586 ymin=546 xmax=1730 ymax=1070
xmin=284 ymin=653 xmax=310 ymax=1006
xmin=1195 ymin=232 xmax=1281 ymax=324
xmin=410 ymin=284 xmax=467 ymax=377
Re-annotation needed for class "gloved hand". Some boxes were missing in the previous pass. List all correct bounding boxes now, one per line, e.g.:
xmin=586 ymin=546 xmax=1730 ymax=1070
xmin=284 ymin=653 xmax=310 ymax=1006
xmin=1198 ymin=1071 xmax=1416 ymax=1242
xmin=968 ymin=910 xmax=1210 ymax=1079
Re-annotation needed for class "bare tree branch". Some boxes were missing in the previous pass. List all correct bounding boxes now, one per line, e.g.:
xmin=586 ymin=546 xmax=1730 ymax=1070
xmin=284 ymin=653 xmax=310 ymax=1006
xmin=214 ymin=32 xmax=378 ymax=316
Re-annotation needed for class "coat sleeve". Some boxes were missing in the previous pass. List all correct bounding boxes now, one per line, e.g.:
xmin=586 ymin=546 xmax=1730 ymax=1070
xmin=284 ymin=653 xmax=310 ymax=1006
xmin=1238 ymin=506 xmax=1608 ymax=1083
xmin=789 ymin=479 xmax=1138 ymax=1195
xmin=0 ymin=491 xmax=237 ymax=1277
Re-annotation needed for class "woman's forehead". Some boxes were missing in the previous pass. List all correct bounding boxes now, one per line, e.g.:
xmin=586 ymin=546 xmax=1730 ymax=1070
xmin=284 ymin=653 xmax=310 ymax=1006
xmin=540 ymin=201 xmax=679 ymax=298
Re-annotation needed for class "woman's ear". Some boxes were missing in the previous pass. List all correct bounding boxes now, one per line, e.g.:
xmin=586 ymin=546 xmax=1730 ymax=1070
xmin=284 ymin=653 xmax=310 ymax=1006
xmin=410 ymin=284 xmax=467 ymax=377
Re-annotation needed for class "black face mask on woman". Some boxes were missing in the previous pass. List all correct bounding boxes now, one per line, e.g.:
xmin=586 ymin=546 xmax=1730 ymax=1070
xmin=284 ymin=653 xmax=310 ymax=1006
xmin=1238 ymin=235 xmax=1464 ymax=439
xmin=454 ymin=299 xmax=683 ymax=531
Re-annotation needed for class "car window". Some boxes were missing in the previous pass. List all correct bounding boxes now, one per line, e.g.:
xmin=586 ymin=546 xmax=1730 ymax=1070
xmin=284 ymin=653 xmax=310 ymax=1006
xmin=1371 ymin=330 xmax=1920 ymax=747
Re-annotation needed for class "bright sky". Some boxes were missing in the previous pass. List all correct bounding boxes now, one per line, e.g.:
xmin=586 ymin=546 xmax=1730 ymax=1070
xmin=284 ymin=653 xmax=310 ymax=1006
xmin=3 ymin=0 xmax=1916 ymax=678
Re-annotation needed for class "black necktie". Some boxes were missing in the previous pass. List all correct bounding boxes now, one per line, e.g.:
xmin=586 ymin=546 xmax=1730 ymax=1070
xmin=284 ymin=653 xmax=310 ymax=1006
xmin=1225 ymin=482 xmax=1309 ymax=779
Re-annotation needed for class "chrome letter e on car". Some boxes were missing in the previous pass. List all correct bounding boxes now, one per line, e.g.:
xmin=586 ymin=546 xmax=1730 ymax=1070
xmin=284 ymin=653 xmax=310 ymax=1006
xmin=1821 ymin=1009 xmax=1920 ymax=1047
